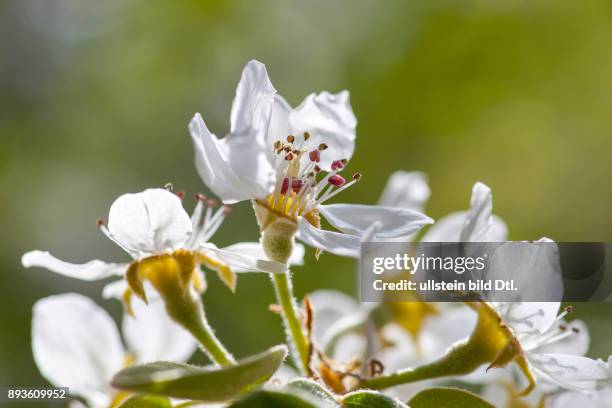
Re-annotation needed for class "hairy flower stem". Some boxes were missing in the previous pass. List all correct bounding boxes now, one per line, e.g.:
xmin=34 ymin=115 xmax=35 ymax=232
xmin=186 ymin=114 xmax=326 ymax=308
xmin=166 ymin=290 xmax=236 ymax=367
xmin=271 ymin=272 xmax=312 ymax=376
xmin=360 ymin=339 xmax=487 ymax=390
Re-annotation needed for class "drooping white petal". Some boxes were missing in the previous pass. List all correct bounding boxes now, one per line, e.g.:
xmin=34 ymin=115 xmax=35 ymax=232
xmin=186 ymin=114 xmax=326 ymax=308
xmin=220 ymin=241 xmax=305 ymax=269
xmin=377 ymin=171 xmax=431 ymax=212
xmin=319 ymin=204 xmax=433 ymax=240
xmin=190 ymin=114 xmax=267 ymax=203
xmin=200 ymin=243 xmax=289 ymax=274
xmin=296 ymin=218 xmax=361 ymax=258
xmin=528 ymin=353 xmax=612 ymax=391
xmin=289 ymin=91 xmax=357 ymax=169
xmin=123 ymin=295 xmax=196 ymax=364
xmin=107 ymin=189 xmax=192 ymax=257
xmin=22 ymin=251 xmax=126 ymax=281
xmin=102 ymin=279 xmax=128 ymax=299
xmin=230 ymin=60 xmax=277 ymax=139
xmin=32 ymin=294 xmax=124 ymax=406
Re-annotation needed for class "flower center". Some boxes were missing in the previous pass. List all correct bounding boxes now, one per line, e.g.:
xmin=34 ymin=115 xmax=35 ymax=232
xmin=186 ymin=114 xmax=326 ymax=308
xmin=265 ymin=133 xmax=361 ymax=221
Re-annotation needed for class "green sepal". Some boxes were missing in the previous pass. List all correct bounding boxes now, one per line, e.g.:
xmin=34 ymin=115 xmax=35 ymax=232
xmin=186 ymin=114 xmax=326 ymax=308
xmin=228 ymin=390 xmax=317 ymax=407
xmin=112 ymin=345 xmax=287 ymax=402
xmin=341 ymin=390 xmax=408 ymax=408
xmin=118 ymin=395 xmax=172 ymax=408
xmin=408 ymin=387 xmax=494 ymax=408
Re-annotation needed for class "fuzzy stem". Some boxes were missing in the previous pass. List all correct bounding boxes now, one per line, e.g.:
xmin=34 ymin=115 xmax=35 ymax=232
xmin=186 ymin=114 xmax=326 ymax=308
xmin=163 ymin=287 xmax=236 ymax=366
xmin=360 ymin=339 xmax=487 ymax=390
xmin=272 ymin=271 xmax=312 ymax=376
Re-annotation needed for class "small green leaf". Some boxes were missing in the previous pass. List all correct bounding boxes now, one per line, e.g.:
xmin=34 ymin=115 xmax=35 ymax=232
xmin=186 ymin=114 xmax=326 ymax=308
xmin=229 ymin=390 xmax=317 ymax=407
xmin=408 ymin=387 xmax=494 ymax=408
xmin=283 ymin=378 xmax=338 ymax=407
xmin=342 ymin=390 xmax=407 ymax=408
xmin=112 ymin=345 xmax=287 ymax=402
xmin=118 ymin=395 xmax=172 ymax=408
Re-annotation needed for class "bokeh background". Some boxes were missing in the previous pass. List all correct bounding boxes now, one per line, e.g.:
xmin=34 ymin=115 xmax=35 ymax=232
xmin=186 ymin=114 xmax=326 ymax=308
xmin=1 ymin=0 xmax=611 ymax=393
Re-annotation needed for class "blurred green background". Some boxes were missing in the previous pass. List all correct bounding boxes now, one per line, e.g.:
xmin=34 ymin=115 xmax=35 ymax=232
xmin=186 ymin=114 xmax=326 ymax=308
xmin=1 ymin=0 xmax=611 ymax=388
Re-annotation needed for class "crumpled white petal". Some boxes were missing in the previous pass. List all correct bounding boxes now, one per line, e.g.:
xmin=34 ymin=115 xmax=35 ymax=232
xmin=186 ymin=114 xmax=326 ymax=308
xmin=308 ymin=289 xmax=361 ymax=343
xmin=200 ymin=243 xmax=289 ymax=274
xmin=123 ymin=294 xmax=196 ymax=364
xmin=529 ymin=320 xmax=589 ymax=356
xmin=378 ymin=171 xmax=430 ymax=212
xmin=289 ymin=91 xmax=357 ymax=169
xmin=108 ymin=189 xmax=192 ymax=257
xmin=296 ymin=218 xmax=361 ymax=258
xmin=190 ymin=113 xmax=267 ymax=203
xmin=319 ymin=204 xmax=433 ymax=240
xmin=22 ymin=251 xmax=126 ymax=281
xmin=552 ymin=389 xmax=612 ymax=407
xmin=220 ymin=241 xmax=305 ymax=270
xmin=32 ymin=294 xmax=124 ymax=407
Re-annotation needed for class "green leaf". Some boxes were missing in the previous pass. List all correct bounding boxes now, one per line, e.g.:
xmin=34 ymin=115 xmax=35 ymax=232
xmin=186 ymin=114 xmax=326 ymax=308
xmin=118 ymin=395 xmax=172 ymax=408
xmin=341 ymin=390 xmax=407 ymax=408
xmin=283 ymin=378 xmax=338 ymax=407
xmin=112 ymin=345 xmax=287 ymax=402
xmin=408 ymin=387 xmax=494 ymax=408
xmin=228 ymin=390 xmax=317 ymax=407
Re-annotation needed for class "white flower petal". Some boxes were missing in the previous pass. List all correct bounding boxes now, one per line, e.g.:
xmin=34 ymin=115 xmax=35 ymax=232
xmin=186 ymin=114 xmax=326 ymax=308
xmin=553 ymin=389 xmax=612 ymax=407
xmin=296 ymin=218 xmax=361 ymax=258
xmin=289 ymin=91 xmax=357 ymax=169
xmin=266 ymin=95 xmax=292 ymax=154
xmin=308 ymin=290 xmax=360 ymax=343
xmin=492 ymin=302 xmax=562 ymax=337
xmin=319 ymin=204 xmax=433 ymax=240
xmin=190 ymin=113 xmax=266 ymax=203
xmin=201 ymin=243 xmax=289 ymax=274
xmin=460 ymin=182 xmax=508 ymax=242
xmin=230 ymin=60 xmax=277 ymax=139
xmin=377 ymin=171 xmax=431 ymax=211
xmin=528 ymin=353 xmax=612 ymax=391
xmin=221 ymin=241 xmax=305 ymax=269
xmin=529 ymin=320 xmax=589 ymax=356
xmin=421 ymin=211 xmax=465 ymax=242
xmin=107 ymin=189 xmax=192 ymax=257
xmin=32 ymin=294 xmax=124 ymax=406
xmin=488 ymin=240 xmax=563 ymax=303
xmin=22 ymin=251 xmax=126 ymax=281
xmin=102 ymin=279 xmax=127 ymax=299
xmin=123 ymin=296 xmax=196 ymax=364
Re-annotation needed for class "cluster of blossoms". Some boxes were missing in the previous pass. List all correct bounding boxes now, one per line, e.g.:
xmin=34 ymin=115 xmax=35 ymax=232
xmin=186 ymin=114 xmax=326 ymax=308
xmin=22 ymin=60 xmax=612 ymax=408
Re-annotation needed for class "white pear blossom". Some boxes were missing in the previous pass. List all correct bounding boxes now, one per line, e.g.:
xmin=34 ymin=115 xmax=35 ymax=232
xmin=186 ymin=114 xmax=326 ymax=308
xmin=32 ymin=293 xmax=196 ymax=408
xmin=378 ymin=171 xmax=430 ymax=213
xmin=467 ymin=301 xmax=611 ymax=394
xmin=189 ymin=60 xmax=433 ymax=259
xmin=22 ymin=188 xmax=301 ymax=310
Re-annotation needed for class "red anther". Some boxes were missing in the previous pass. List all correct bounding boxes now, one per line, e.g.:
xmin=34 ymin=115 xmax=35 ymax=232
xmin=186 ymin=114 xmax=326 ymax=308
xmin=96 ymin=218 xmax=106 ymax=227
xmin=223 ymin=205 xmax=232 ymax=215
xmin=328 ymin=174 xmax=346 ymax=187
xmin=285 ymin=152 xmax=294 ymax=161
xmin=176 ymin=191 xmax=185 ymax=199
xmin=352 ymin=172 xmax=362 ymax=181
xmin=281 ymin=178 xmax=304 ymax=194
xmin=314 ymin=165 xmax=321 ymax=173
xmin=331 ymin=160 xmax=344 ymax=171
xmin=303 ymin=131 xmax=310 ymax=140
xmin=284 ymin=146 xmax=292 ymax=153
xmin=559 ymin=324 xmax=567 ymax=331
xmin=207 ymin=198 xmax=218 ymax=208
xmin=318 ymin=143 xmax=328 ymax=151
xmin=565 ymin=306 xmax=574 ymax=314
xmin=196 ymin=193 xmax=206 ymax=202
xmin=309 ymin=150 xmax=321 ymax=162
xmin=274 ymin=140 xmax=282 ymax=150
xmin=572 ymin=327 xmax=580 ymax=333
xmin=287 ymin=135 xmax=295 ymax=143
